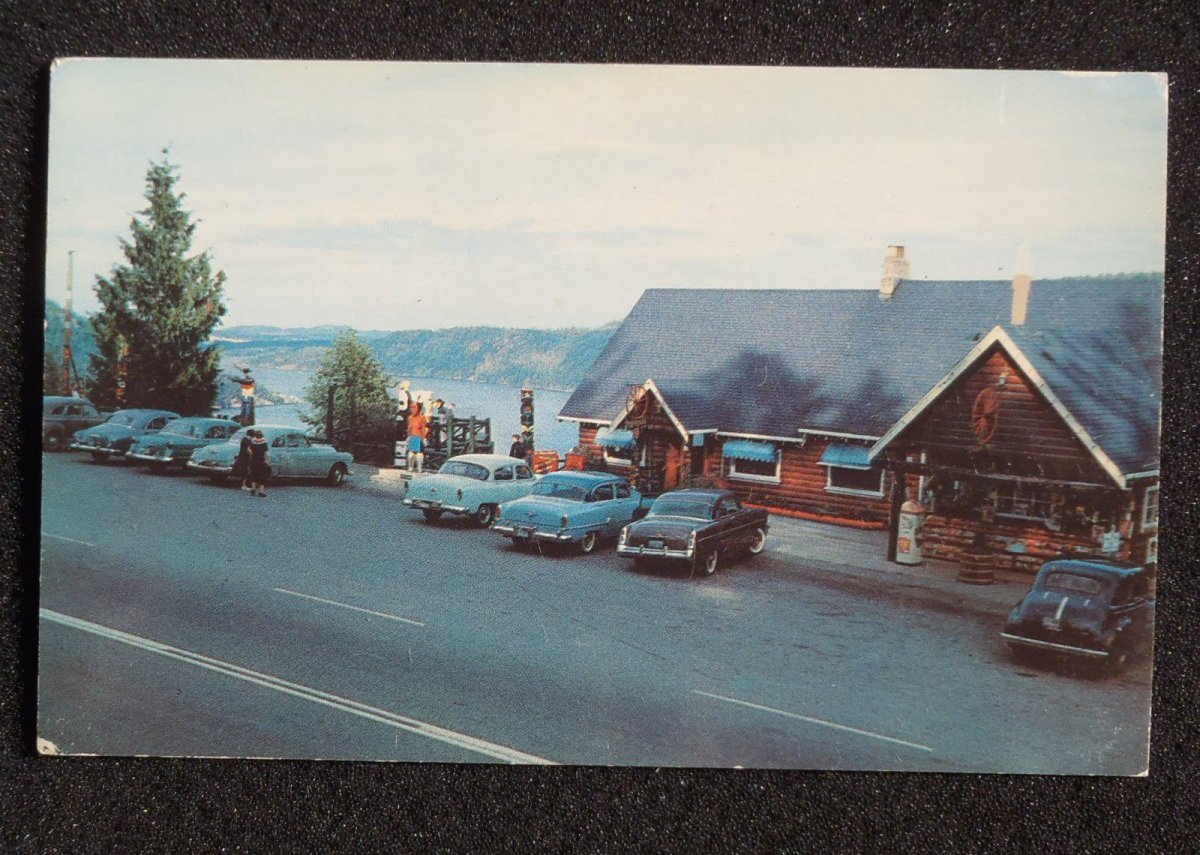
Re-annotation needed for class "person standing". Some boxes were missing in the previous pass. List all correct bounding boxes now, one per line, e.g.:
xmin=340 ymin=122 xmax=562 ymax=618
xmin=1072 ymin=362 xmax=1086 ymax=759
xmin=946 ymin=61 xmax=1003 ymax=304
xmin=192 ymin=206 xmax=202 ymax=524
xmin=430 ymin=398 xmax=453 ymax=451
xmin=508 ymin=432 xmax=526 ymax=461
xmin=248 ymin=428 xmax=271 ymax=497
xmin=395 ymin=380 xmax=412 ymax=443
xmin=236 ymin=429 xmax=254 ymax=492
xmin=407 ymin=402 xmax=428 ymax=473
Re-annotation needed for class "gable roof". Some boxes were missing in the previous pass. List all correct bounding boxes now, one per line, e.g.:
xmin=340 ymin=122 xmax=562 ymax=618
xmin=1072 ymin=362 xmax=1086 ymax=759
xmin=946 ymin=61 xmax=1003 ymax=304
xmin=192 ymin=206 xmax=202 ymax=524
xmin=559 ymin=275 xmax=1162 ymax=474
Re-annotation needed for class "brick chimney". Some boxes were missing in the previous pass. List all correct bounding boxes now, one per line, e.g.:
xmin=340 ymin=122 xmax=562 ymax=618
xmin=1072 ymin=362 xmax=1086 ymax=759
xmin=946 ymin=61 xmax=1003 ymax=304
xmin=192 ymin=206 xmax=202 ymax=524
xmin=879 ymin=245 xmax=909 ymax=299
xmin=1011 ymin=273 xmax=1032 ymax=326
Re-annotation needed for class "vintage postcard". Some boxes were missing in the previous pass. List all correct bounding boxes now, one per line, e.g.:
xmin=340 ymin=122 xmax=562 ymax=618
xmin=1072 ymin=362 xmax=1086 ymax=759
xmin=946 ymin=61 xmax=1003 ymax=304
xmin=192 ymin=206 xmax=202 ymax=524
xmin=39 ymin=61 xmax=1165 ymax=773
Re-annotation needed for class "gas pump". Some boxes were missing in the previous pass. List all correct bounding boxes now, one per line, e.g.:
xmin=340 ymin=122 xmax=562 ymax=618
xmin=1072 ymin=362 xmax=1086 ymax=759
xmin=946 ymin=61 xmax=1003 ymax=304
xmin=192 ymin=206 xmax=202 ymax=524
xmin=895 ymin=491 xmax=927 ymax=565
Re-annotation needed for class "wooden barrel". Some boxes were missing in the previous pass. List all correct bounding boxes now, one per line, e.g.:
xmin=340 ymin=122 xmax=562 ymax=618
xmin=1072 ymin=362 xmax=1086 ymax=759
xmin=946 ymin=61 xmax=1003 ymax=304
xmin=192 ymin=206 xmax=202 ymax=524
xmin=958 ymin=550 xmax=995 ymax=585
xmin=531 ymin=451 xmax=560 ymax=474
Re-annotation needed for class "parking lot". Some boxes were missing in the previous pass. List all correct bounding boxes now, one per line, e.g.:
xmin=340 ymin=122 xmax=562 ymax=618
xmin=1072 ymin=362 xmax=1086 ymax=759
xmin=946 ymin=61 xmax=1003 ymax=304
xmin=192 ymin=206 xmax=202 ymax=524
xmin=38 ymin=453 xmax=1152 ymax=772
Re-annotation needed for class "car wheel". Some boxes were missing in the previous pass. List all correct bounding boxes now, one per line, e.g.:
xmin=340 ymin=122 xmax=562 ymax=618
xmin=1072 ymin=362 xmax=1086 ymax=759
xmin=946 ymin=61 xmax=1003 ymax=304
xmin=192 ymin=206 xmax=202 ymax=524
xmin=422 ymin=509 xmax=444 ymax=523
xmin=90 ymin=451 xmax=107 ymax=464
xmin=696 ymin=550 xmax=719 ymax=577
xmin=44 ymin=432 xmax=63 ymax=452
xmin=475 ymin=504 xmax=497 ymax=528
xmin=326 ymin=463 xmax=347 ymax=486
xmin=1008 ymin=645 xmax=1041 ymax=667
xmin=510 ymin=536 xmax=529 ymax=551
xmin=577 ymin=531 xmax=598 ymax=555
xmin=1105 ymin=647 xmax=1130 ymax=675
xmin=747 ymin=527 xmax=767 ymax=556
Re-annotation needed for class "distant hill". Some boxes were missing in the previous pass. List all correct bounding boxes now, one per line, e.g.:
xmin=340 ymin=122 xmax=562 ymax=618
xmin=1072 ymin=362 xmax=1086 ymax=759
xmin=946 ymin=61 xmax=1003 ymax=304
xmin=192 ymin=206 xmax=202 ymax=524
xmin=215 ymin=323 xmax=619 ymax=391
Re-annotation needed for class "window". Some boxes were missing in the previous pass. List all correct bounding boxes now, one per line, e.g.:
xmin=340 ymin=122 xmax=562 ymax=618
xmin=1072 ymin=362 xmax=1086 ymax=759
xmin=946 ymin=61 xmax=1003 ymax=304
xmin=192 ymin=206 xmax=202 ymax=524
xmin=603 ymin=443 xmax=635 ymax=467
xmin=592 ymin=483 xmax=615 ymax=502
xmin=1146 ymin=535 xmax=1158 ymax=565
xmin=533 ymin=480 xmax=586 ymax=500
xmin=825 ymin=465 xmax=884 ymax=497
xmin=146 ymin=417 xmax=168 ymax=430
xmin=206 ymin=426 xmax=227 ymax=439
xmin=272 ymin=436 xmax=286 ymax=448
xmin=716 ymin=497 xmax=741 ymax=517
xmin=66 ymin=404 xmax=84 ymax=416
xmin=724 ymin=447 xmax=781 ymax=484
xmin=50 ymin=405 xmax=65 ymax=416
xmin=494 ymin=465 xmax=514 ymax=482
xmin=1142 ymin=485 xmax=1159 ymax=531
xmin=286 ymin=434 xmax=307 ymax=448
xmin=440 ymin=460 xmax=489 ymax=481
xmin=515 ymin=465 xmax=534 ymax=480
xmin=615 ymin=482 xmax=632 ymax=499
xmin=1044 ymin=572 xmax=1103 ymax=596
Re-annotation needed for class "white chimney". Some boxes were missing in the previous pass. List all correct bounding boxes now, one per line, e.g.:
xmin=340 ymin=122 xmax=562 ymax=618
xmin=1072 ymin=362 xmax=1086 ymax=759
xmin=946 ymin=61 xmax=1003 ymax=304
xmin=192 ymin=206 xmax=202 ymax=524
xmin=1012 ymin=273 xmax=1032 ymax=326
xmin=879 ymin=245 xmax=909 ymax=299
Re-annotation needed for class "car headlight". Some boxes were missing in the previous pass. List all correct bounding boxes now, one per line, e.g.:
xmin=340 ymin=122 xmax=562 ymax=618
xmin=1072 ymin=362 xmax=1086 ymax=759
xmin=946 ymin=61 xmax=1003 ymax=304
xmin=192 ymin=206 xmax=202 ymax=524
xmin=619 ymin=526 xmax=629 ymax=545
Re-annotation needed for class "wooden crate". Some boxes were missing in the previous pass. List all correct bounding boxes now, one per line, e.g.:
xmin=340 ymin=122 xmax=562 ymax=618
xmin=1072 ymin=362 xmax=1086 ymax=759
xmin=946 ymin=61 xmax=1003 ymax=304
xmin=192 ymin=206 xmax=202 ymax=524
xmin=532 ymin=451 xmax=560 ymax=474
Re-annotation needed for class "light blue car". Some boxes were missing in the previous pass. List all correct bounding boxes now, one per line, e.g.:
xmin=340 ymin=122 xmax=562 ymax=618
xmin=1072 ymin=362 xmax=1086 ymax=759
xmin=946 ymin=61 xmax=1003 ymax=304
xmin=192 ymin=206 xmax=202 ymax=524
xmin=493 ymin=471 xmax=648 ymax=555
xmin=403 ymin=453 xmax=537 ymax=526
xmin=187 ymin=424 xmax=353 ymax=485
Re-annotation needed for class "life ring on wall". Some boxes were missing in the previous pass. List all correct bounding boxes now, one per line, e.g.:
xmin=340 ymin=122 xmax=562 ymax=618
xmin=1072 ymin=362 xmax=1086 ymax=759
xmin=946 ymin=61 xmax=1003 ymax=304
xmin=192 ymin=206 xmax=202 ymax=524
xmin=971 ymin=386 xmax=1001 ymax=445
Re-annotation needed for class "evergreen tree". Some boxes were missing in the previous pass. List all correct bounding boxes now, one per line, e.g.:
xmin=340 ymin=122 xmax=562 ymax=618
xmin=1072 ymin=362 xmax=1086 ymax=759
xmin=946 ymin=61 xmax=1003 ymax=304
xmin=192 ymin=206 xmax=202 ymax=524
xmin=302 ymin=330 xmax=395 ymax=448
xmin=88 ymin=151 xmax=227 ymax=414
xmin=43 ymin=351 xmax=64 ymax=396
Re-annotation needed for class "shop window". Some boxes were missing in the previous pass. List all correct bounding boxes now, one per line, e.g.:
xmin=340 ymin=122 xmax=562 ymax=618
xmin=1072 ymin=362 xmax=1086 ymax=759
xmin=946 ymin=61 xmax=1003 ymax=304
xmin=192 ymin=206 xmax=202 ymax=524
xmin=603 ymin=442 xmax=636 ymax=467
xmin=726 ymin=454 xmax=781 ymax=484
xmin=1142 ymin=485 xmax=1159 ymax=531
xmin=825 ymin=466 xmax=884 ymax=497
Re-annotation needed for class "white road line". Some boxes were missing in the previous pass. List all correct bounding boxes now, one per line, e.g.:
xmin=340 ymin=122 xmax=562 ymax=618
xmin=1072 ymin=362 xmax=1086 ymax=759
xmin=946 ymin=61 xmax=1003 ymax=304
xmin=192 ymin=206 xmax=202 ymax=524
xmin=41 ymin=608 xmax=552 ymax=765
xmin=272 ymin=588 xmax=426 ymax=627
xmin=693 ymin=689 xmax=933 ymax=753
xmin=42 ymin=532 xmax=96 ymax=547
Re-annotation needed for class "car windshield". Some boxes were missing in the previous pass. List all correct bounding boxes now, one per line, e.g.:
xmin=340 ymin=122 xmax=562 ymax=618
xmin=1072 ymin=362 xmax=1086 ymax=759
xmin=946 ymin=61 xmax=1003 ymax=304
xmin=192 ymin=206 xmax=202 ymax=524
xmin=162 ymin=423 xmax=198 ymax=438
xmin=1043 ymin=572 xmax=1105 ymax=596
xmin=648 ymin=496 xmax=713 ymax=520
xmin=440 ymin=461 xmax=490 ymax=481
xmin=533 ymin=480 xmax=587 ymax=500
xmin=105 ymin=413 xmax=135 ymax=426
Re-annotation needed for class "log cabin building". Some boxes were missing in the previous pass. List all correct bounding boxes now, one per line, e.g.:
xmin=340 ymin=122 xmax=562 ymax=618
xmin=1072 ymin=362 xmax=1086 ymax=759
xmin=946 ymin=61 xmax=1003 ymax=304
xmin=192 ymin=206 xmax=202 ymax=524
xmin=558 ymin=249 xmax=1162 ymax=571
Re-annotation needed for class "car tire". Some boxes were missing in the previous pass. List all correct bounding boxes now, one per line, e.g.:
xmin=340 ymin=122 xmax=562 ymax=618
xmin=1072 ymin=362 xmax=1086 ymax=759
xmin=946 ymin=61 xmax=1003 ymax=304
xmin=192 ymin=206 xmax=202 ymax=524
xmin=510 ymin=536 xmax=529 ymax=551
xmin=43 ymin=432 xmax=63 ymax=452
xmin=1008 ymin=645 xmax=1041 ymax=667
xmin=1105 ymin=647 xmax=1130 ymax=675
xmin=326 ymin=463 xmax=347 ymax=486
xmin=696 ymin=550 xmax=719 ymax=577
xmin=476 ymin=504 xmax=497 ymax=528
xmin=577 ymin=531 xmax=598 ymax=555
xmin=422 ymin=509 xmax=444 ymax=523
xmin=90 ymin=451 xmax=107 ymax=464
xmin=747 ymin=527 xmax=767 ymax=556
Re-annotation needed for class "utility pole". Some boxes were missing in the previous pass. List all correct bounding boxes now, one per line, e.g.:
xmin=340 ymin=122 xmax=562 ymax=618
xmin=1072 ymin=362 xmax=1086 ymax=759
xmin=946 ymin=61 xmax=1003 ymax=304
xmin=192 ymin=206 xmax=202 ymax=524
xmin=63 ymin=250 xmax=74 ymax=395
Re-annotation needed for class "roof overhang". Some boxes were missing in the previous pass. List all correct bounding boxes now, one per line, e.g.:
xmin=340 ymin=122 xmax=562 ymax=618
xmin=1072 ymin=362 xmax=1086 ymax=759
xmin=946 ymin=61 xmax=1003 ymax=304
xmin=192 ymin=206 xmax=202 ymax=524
xmin=867 ymin=325 xmax=1130 ymax=489
xmin=611 ymin=378 xmax=690 ymax=441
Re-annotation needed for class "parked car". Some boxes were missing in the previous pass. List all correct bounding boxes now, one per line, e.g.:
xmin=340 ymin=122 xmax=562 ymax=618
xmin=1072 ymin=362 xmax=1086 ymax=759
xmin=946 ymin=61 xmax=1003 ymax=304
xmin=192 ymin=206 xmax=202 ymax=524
xmin=493 ymin=471 xmax=648 ymax=554
xmin=617 ymin=488 xmax=770 ymax=576
xmin=43 ymin=396 xmax=104 ymax=451
xmin=402 ymin=454 xmax=537 ymax=526
xmin=68 ymin=409 xmax=180 ymax=462
xmin=187 ymin=424 xmax=352 ymax=484
xmin=1001 ymin=557 xmax=1154 ymax=672
xmin=126 ymin=417 xmax=243 ymax=470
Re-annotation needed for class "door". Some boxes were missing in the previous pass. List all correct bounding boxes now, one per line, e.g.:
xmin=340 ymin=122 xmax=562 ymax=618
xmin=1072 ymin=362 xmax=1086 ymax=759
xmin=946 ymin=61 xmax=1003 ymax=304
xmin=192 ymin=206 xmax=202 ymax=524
xmin=590 ymin=482 xmax=619 ymax=535
xmin=614 ymin=481 xmax=640 ymax=528
xmin=284 ymin=433 xmax=318 ymax=476
xmin=663 ymin=442 xmax=684 ymax=491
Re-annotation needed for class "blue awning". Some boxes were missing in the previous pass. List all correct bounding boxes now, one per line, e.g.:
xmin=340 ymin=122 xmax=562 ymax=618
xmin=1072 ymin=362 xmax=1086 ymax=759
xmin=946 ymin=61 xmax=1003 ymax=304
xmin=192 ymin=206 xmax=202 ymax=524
xmin=722 ymin=439 xmax=777 ymax=463
xmin=595 ymin=427 xmax=636 ymax=449
xmin=819 ymin=443 xmax=873 ymax=470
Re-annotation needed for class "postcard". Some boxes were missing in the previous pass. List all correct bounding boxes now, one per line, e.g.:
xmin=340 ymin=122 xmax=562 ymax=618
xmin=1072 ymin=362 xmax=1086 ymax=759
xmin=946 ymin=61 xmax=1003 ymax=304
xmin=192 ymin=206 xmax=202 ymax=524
xmin=39 ymin=60 xmax=1164 ymax=773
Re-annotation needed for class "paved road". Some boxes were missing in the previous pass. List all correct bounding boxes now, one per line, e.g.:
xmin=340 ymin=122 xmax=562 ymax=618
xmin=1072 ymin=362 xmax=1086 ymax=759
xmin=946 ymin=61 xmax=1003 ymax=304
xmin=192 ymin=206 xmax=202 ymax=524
xmin=37 ymin=453 xmax=1152 ymax=772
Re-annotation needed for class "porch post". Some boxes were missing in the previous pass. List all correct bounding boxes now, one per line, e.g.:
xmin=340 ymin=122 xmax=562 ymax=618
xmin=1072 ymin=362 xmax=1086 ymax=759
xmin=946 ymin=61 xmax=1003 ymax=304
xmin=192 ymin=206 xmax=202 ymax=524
xmin=886 ymin=466 xmax=904 ymax=563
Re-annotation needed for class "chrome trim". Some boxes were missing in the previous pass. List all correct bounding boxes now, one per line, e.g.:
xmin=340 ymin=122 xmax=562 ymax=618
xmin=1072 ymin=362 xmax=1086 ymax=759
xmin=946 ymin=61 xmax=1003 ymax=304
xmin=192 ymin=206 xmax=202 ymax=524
xmin=617 ymin=544 xmax=692 ymax=559
xmin=186 ymin=460 xmax=232 ymax=474
xmin=1000 ymin=632 xmax=1109 ymax=658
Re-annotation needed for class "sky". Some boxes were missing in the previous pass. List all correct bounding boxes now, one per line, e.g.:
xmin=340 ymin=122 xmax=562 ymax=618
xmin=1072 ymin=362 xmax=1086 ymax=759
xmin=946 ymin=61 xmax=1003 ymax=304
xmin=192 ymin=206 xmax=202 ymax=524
xmin=44 ymin=61 xmax=1168 ymax=331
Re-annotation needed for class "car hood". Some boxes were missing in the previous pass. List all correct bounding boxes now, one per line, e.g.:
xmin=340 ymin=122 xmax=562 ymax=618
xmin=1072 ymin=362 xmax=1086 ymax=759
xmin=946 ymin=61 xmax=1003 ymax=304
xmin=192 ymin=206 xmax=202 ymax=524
xmin=77 ymin=423 xmax=142 ymax=441
xmin=191 ymin=440 xmax=240 ymax=464
xmin=626 ymin=515 xmax=706 ymax=541
xmin=498 ymin=494 xmax=580 ymax=524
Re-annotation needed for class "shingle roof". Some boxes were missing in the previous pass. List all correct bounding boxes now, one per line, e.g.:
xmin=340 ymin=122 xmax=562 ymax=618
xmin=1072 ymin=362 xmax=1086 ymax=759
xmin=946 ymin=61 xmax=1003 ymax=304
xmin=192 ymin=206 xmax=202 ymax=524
xmin=560 ymin=275 xmax=1162 ymax=475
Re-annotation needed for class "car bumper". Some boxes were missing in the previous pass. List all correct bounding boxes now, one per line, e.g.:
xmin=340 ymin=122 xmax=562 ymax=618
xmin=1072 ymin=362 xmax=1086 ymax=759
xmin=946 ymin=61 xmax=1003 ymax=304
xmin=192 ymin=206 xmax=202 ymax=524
xmin=69 ymin=443 xmax=124 ymax=456
xmin=186 ymin=460 xmax=233 ymax=474
xmin=493 ymin=524 xmax=574 ymax=542
xmin=999 ymin=632 xmax=1109 ymax=658
xmin=127 ymin=452 xmax=181 ymax=464
xmin=403 ymin=498 xmax=469 ymax=514
xmin=617 ymin=544 xmax=694 ymax=560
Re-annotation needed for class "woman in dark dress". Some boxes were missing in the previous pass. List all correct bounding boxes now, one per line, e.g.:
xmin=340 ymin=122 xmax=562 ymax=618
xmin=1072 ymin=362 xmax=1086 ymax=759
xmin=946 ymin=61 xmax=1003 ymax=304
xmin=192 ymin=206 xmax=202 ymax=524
xmin=248 ymin=429 xmax=270 ymax=497
xmin=236 ymin=430 xmax=254 ymax=491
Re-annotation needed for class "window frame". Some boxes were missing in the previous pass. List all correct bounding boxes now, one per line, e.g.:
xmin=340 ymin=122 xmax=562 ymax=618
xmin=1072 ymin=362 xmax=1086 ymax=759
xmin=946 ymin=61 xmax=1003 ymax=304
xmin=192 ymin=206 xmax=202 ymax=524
xmin=592 ymin=483 xmax=616 ymax=502
xmin=515 ymin=465 xmax=534 ymax=481
xmin=823 ymin=464 xmax=885 ymax=498
xmin=1141 ymin=484 xmax=1159 ymax=532
xmin=493 ymin=465 xmax=515 ymax=482
xmin=615 ymin=482 xmax=632 ymax=499
xmin=724 ymin=445 xmax=782 ymax=484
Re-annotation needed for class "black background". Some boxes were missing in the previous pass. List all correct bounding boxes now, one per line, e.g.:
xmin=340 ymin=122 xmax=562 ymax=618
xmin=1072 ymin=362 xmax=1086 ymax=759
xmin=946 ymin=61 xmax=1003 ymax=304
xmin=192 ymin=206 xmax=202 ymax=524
xmin=2 ymin=2 xmax=1197 ymax=850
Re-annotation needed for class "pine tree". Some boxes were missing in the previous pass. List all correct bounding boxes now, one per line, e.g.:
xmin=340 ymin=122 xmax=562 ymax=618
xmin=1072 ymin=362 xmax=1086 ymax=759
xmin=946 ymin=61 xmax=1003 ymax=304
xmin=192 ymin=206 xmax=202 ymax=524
xmin=88 ymin=150 xmax=226 ymax=414
xmin=302 ymin=330 xmax=395 ymax=448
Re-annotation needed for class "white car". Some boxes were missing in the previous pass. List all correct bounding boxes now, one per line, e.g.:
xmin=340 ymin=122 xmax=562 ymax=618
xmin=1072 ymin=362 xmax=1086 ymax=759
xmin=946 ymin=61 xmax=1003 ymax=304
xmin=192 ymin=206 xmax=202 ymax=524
xmin=402 ymin=453 xmax=537 ymax=526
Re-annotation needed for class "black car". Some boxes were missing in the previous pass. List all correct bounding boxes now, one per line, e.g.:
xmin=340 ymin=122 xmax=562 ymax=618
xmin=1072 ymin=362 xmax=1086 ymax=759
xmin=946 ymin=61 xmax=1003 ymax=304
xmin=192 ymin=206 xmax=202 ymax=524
xmin=1001 ymin=557 xmax=1153 ymax=671
xmin=616 ymin=488 xmax=769 ymax=576
xmin=43 ymin=396 xmax=104 ymax=451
